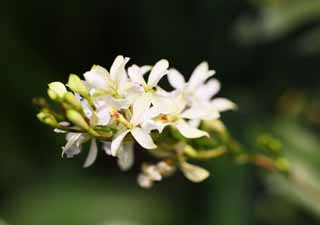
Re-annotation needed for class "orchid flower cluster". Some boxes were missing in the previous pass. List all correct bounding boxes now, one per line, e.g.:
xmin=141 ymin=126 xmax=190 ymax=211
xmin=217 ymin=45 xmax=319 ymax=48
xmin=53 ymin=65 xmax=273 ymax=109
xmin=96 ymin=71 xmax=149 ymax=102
xmin=35 ymin=55 xmax=286 ymax=188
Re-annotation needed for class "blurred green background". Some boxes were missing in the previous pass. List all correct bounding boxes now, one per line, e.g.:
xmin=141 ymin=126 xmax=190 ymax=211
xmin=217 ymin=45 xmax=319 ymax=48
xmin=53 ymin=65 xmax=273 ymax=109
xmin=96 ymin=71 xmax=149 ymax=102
xmin=1 ymin=0 xmax=320 ymax=224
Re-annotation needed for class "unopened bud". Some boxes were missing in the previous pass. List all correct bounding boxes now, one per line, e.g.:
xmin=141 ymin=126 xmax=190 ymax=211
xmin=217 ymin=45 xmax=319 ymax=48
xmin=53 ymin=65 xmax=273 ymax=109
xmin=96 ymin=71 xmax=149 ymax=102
xmin=37 ymin=112 xmax=58 ymax=127
xmin=66 ymin=109 xmax=89 ymax=130
xmin=180 ymin=162 xmax=210 ymax=183
xmin=67 ymin=74 xmax=90 ymax=97
xmin=48 ymin=82 xmax=67 ymax=101
xmin=63 ymin=92 xmax=82 ymax=112
xmin=275 ymin=158 xmax=290 ymax=173
xmin=137 ymin=174 xmax=153 ymax=188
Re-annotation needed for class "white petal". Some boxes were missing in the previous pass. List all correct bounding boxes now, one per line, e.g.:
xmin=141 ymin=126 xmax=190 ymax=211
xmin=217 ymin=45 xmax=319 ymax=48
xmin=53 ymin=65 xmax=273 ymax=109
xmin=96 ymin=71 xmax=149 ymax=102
xmin=81 ymin=99 xmax=94 ymax=119
xmin=95 ymin=96 xmax=130 ymax=110
xmin=83 ymin=65 xmax=109 ymax=90
xmin=110 ymin=55 xmax=130 ymax=83
xmin=96 ymin=106 xmax=111 ymax=125
xmin=176 ymin=119 xmax=209 ymax=139
xmin=195 ymin=79 xmax=220 ymax=101
xmin=155 ymin=86 xmax=172 ymax=97
xmin=188 ymin=62 xmax=215 ymax=91
xmin=111 ymin=130 xmax=130 ymax=156
xmin=102 ymin=141 xmax=112 ymax=155
xmin=150 ymin=96 xmax=183 ymax=116
xmin=143 ymin=165 xmax=162 ymax=181
xmin=137 ymin=174 xmax=153 ymax=188
xmin=210 ymin=98 xmax=237 ymax=112
xmin=131 ymin=127 xmax=157 ymax=149
xmin=167 ymin=68 xmax=186 ymax=90
xmin=83 ymin=138 xmax=98 ymax=168
xmin=117 ymin=142 xmax=134 ymax=171
xmin=181 ymin=162 xmax=210 ymax=183
xmin=188 ymin=119 xmax=201 ymax=128
xmin=141 ymin=120 xmax=169 ymax=133
xmin=128 ymin=64 xmax=148 ymax=85
xmin=147 ymin=59 xmax=169 ymax=86
xmin=181 ymin=106 xmax=219 ymax=120
xmin=130 ymin=93 xmax=152 ymax=126
xmin=62 ymin=133 xmax=83 ymax=157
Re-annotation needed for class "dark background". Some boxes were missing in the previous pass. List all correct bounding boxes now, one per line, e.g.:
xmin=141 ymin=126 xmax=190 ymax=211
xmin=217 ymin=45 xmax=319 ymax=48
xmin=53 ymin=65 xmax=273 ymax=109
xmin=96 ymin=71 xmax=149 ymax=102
xmin=1 ymin=0 xmax=320 ymax=225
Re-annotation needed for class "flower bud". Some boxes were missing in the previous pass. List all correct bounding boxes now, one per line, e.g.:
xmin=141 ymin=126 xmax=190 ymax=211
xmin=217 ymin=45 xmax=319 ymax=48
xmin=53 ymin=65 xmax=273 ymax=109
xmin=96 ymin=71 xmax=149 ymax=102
xmin=180 ymin=162 xmax=210 ymax=183
xmin=66 ymin=109 xmax=89 ymax=130
xmin=37 ymin=112 xmax=58 ymax=127
xmin=67 ymin=74 xmax=90 ymax=97
xmin=63 ymin=92 xmax=82 ymax=112
xmin=48 ymin=82 xmax=67 ymax=101
xmin=275 ymin=157 xmax=290 ymax=173
xmin=137 ymin=174 xmax=154 ymax=188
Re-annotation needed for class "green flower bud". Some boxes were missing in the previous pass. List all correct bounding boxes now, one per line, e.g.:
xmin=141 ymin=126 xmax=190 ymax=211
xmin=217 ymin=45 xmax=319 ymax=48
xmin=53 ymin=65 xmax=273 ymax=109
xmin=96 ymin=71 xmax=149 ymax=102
xmin=67 ymin=74 xmax=89 ymax=97
xmin=66 ymin=109 xmax=89 ymax=130
xmin=37 ymin=111 xmax=58 ymax=127
xmin=63 ymin=92 xmax=82 ymax=112
xmin=275 ymin=158 xmax=290 ymax=173
xmin=48 ymin=82 xmax=67 ymax=101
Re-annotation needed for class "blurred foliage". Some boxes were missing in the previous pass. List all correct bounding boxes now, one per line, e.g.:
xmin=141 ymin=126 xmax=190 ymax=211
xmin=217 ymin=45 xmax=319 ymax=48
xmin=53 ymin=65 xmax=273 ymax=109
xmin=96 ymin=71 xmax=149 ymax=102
xmin=1 ymin=0 xmax=320 ymax=225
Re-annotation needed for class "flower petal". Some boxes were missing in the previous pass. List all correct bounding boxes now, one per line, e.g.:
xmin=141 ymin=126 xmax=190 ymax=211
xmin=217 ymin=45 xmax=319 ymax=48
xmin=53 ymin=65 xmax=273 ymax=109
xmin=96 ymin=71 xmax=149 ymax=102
xmin=176 ymin=119 xmax=209 ymax=139
xmin=210 ymin=98 xmax=237 ymax=112
xmin=141 ymin=120 xmax=170 ymax=133
xmin=96 ymin=106 xmax=111 ymax=125
xmin=130 ymin=93 xmax=152 ymax=126
xmin=167 ymin=68 xmax=186 ymax=90
xmin=181 ymin=162 xmax=210 ymax=183
xmin=187 ymin=62 xmax=215 ymax=91
xmin=147 ymin=59 xmax=169 ymax=86
xmin=83 ymin=65 xmax=110 ymax=90
xmin=131 ymin=127 xmax=157 ymax=149
xmin=128 ymin=64 xmax=148 ymax=86
xmin=83 ymin=138 xmax=98 ymax=168
xmin=95 ymin=96 xmax=130 ymax=110
xmin=61 ymin=133 xmax=83 ymax=157
xmin=137 ymin=174 xmax=153 ymax=188
xmin=102 ymin=141 xmax=112 ymax=155
xmin=181 ymin=106 xmax=219 ymax=120
xmin=110 ymin=55 xmax=130 ymax=83
xmin=117 ymin=142 xmax=134 ymax=171
xmin=195 ymin=78 xmax=220 ymax=101
xmin=111 ymin=130 xmax=130 ymax=156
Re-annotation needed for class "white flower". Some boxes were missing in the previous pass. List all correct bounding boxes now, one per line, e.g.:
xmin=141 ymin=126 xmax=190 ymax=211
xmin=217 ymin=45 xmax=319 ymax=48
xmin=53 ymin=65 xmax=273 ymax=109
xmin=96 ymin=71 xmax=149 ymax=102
xmin=128 ymin=59 xmax=169 ymax=106
xmin=110 ymin=95 xmax=157 ymax=156
xmin=59 ymin=94 xmax=105 ymax=168
xmin=61 ymin=133 xmax=85 ymax=158
xmin=143 ymin=94 xmax=210 ymax=138
xmin=84 ymin=55 xmax=136 ymax=109
xmin=168 ymin=62 xmax=236 ymax=112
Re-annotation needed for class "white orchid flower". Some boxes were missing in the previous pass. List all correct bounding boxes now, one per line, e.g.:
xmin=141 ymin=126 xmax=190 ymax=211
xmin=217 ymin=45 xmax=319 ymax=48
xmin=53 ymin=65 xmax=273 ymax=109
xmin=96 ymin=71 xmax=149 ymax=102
xmin=109 ymin=95 xmax=157 ymax=157
xmin=143 ymin=94 xmax=211 ymax=139
xmin=168 ymin=62 xmax=236 ymax=112
xmin=59 ymin=93 xmax=107 ymax=168
xmin=128 ymin=59 xmax=169 ymax=106
xmin=83 ymin=55 xmax=137 ymax=108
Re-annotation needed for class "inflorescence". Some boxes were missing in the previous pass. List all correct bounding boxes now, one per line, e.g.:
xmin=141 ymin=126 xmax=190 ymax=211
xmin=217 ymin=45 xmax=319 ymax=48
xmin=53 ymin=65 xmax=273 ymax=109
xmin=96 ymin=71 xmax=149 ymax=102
xmin=35 ymin=55 xmax=288 ymax=188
